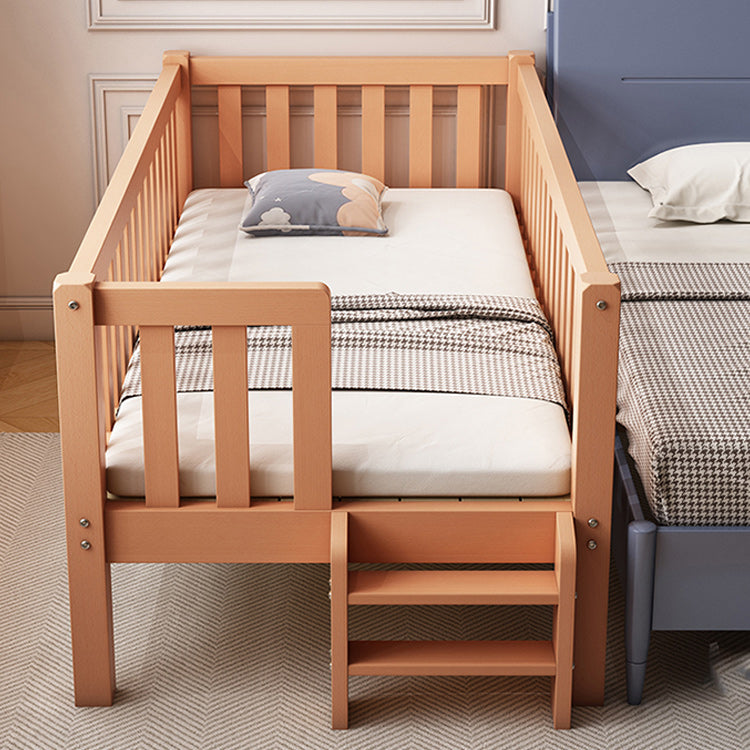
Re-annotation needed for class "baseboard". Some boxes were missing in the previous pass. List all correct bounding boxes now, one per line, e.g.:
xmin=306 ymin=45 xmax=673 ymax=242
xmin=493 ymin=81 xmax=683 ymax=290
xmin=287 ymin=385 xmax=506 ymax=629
xmin=0 ymin=297 xmax=54 ymax=340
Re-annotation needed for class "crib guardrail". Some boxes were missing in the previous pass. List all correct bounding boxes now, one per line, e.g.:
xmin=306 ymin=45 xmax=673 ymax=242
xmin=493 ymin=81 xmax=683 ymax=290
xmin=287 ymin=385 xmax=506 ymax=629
xmin=506 ymin=52 xmax=621 ymax=705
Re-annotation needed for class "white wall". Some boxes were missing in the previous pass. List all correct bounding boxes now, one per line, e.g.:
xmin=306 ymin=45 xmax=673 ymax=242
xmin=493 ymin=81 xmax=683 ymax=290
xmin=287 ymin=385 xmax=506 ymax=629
xmin=0 ymin=0 xmax=546 ymax=340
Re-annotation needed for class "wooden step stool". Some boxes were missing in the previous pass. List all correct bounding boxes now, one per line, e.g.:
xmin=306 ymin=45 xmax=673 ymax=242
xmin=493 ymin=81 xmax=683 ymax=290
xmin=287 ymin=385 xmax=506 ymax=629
xmin=330 ymin=508 xmax=576 ymax=729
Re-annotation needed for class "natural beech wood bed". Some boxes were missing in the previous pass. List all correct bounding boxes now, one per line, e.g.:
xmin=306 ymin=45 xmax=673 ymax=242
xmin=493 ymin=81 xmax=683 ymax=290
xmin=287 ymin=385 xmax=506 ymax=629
xmin=53 ymin=52 xmax=619 ymax=729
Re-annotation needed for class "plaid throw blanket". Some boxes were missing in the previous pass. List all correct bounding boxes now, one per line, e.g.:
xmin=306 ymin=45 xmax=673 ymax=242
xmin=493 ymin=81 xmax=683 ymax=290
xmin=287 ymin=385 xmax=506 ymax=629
xmin=120 ymin=293 xmax=568 ymax=412
xmin=611 ymin=262 xmax=750 ymax=526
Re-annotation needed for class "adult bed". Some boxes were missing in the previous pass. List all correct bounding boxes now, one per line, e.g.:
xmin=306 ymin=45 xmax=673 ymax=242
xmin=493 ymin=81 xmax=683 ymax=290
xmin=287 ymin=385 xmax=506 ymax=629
xmin=548 ymin=0 xmax=750 ymax=704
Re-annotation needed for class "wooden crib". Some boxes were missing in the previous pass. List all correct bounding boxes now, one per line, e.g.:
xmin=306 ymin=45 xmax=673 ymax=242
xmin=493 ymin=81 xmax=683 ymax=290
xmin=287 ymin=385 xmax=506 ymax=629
xmin=53 ymin=52 xmax=620 ymax=729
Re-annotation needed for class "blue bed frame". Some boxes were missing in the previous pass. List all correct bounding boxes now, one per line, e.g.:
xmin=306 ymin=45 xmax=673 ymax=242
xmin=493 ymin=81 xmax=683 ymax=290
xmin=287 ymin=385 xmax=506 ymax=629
xmin=547 ymin=0 xmax=750 ymax=703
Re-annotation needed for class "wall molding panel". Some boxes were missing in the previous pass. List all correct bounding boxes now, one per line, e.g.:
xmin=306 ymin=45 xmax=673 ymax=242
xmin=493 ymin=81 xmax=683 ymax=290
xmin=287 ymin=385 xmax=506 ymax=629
xmin=88 ymin=0 xmax=495 ymax=30
xmin=90 ymin=75 xmax=158 ymax=202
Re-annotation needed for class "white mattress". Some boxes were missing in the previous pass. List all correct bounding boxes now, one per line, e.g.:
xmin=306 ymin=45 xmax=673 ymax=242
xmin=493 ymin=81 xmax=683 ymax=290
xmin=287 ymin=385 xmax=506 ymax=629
xmin=579 ymin=181 xmax=750 ymax=264
xmin=106 ymin=188 xmax=571 ymax=498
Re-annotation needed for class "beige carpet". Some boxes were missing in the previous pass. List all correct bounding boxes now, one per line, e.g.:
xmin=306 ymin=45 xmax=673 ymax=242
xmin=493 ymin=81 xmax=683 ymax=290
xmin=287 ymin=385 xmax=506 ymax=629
xmin=0 ymin=433 xmax=748 ymax=749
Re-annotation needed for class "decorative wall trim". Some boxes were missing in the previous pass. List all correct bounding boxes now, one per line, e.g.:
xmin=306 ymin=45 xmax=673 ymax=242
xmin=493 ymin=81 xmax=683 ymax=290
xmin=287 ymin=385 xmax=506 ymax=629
xmin=88 ymin=0 xmax=495 ymax=30
xmin=0 ymin=296 xmax=53 ymax=311
xmin=90 ymin=75 xmax=158 ymax=202
xmin=91 ymin=77 xmax=462 ymax=200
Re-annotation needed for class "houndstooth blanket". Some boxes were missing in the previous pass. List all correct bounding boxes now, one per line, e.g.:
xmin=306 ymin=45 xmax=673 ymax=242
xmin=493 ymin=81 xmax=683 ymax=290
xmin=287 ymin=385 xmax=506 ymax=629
xmin=119 ymin=293 xmax=568 ymax=412
xmin=611 ymin=262 xmax=750 ymax=526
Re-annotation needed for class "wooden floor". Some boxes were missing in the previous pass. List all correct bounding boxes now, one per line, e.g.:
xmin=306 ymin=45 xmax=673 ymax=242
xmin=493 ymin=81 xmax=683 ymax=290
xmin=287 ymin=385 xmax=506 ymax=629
xmin=0 ymin=341 xmax=59 ymax=432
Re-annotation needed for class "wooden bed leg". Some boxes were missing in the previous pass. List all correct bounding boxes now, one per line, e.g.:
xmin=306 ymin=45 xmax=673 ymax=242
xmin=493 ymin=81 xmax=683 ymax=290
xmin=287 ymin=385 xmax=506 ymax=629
xmin=54 ymin=272 xmax=116 ymax=705
xmin=68 ymin=552 xmax=116 ymax=705
xmin=330 ymin=511 xmax=349 ymax=729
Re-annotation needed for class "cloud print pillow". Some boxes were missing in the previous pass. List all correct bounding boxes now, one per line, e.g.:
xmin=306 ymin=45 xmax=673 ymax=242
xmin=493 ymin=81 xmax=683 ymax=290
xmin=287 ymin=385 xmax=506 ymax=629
xmin=240 ymin=169 xmax=388 ymax=237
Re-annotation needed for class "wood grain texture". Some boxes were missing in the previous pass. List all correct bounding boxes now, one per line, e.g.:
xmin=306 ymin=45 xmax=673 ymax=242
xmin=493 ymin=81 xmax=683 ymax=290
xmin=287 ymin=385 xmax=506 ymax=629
xmin=212 ymin=326 xmax=251 ymax=507
xmin=265 ymin=85 xmax=291 ymax=171
xmin=348 ymin=640 xmax=557 ymax=676
xmin=0 ymin=342 xmax=58 ymax=432
xmin=313 ymin=85 xmax=338 ymax=169
xmin=330 ymin=511 xmax=349 ymax=729
xmin=218 ymin=85 xmax=244 ymax=186
xmin=361 ymin=85 xmax=386 ymax=182
xmin=408 ymin=85 xmax=433 ymax=187
xmin=139 ymin=326 xmax=180 ymax=508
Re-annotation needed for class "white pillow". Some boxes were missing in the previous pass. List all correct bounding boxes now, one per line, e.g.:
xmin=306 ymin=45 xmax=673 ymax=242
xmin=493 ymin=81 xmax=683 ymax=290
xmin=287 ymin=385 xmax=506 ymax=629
xmin=627 ymin=142 xmax=750 ymax=223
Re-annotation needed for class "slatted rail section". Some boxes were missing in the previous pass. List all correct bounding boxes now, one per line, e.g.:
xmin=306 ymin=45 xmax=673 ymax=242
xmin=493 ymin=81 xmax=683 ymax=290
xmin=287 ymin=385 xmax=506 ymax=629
xmin=60 ymin=58 xmax=188 ymax=434
xmin=195 ymin=56 xmax=507 ymax=188
xmin=93 ymin=282 xmax=332 ymax=511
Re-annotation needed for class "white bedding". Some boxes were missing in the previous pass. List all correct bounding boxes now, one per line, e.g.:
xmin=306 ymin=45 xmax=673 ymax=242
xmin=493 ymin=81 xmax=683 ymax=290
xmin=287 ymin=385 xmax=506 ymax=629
xmin=106 ymin=188 xmax=571 ymax=498
xmin=579 ymin=181 xmax=750 ymax=264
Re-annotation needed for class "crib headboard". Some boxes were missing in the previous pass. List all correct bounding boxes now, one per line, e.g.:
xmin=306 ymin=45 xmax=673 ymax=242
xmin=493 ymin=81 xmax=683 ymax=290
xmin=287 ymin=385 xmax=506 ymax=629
xmin=547 ymin=0 xmax=750 ymax=180
xmin=184 ymin=55 xmax=509 ymax=190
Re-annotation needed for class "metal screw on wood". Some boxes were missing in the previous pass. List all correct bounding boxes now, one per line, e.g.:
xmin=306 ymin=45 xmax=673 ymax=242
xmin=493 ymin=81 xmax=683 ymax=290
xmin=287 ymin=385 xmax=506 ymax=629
xmin=587 ymin=518 xmax=599 ymax=528
xmin=67 ymin=300 xmax=80 ymax=310
xmin=595 ymin=300 xmax=608 ymax=310
xmin=586 ymin=539 xmax=598 ymax=550
xmin=79 ymin=518 xmax=90 ymax=528
xmin=80 ymin=540 xmax=92 ymax=550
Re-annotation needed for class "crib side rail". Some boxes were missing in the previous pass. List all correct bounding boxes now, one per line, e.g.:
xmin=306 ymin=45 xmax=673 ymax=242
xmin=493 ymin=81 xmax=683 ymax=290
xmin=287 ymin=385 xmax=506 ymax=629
xmin=71 ymin=64 xmax=184 ymax=280
xmin=505 ymin=52 xmax=620 ymax=705
xmin=58 ymin=58 xmax=191 ymax=434
xmin=94 ymin=281 xmax=332 ymax=510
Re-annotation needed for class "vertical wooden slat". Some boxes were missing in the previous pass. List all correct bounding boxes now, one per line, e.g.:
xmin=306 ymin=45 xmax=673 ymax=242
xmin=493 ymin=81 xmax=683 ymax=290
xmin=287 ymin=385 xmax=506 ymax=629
xmin=162 ymin=51 xmax=193 ymax=208
xmin=291 ymin=323 xmax=332 ymax=510
xmin=456 ymin=85 xmax=482 ymax=188
xmin=218 ymin=85 xmax=244 ymax=186
xmin=314 ymin=85 xmax=338 ymax=169
xmin=148 ymin=162 xmax=159 ymax=281
xmin=140 ymin=326 xmax=180 ymax=508
xmin=121 ymin=222 xmax=136 ymax=387
xmin=135 ymin=197 xmax=146 ymax=282
xmin=330 ymin=511 xmax=349 ymax=729
xmin=103 ymin=264 xmax=117 ymax=432
xmin=97 ymin=326 xmax=114 ymax=435
xmin=564 ymin=267 xmax=575 ymax=388
xmin=361 ymin=85 xmax=385 ymax=182
xmin=408 ymin=85 xmax=433 ymax=188
xmin=212 ymin=326 xmax=251 ymax=508
xmin=154 ymin=145 xmax=165 ymax=275
xmin=504 ymin=51 xmax=535 ymax=203
xmin=266 ymin=85 xmax=291 ymax=171
xmin=169 ymin=112 xmax=180 ymax=231
xmin=158 ymin=138 xmax=169 ymax=269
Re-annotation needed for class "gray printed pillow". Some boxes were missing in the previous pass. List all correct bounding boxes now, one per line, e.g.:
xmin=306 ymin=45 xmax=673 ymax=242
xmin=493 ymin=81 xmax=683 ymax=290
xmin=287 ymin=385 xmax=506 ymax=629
xmin=240 ymin=168 xmax=388 ymax=237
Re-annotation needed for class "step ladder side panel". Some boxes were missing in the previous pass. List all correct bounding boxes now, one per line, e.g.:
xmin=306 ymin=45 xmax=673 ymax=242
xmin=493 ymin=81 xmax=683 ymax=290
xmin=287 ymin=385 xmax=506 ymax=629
xmin=330 ymin=510 xmax=349 ymax=730
xmin=552 ymin=511 xmax=577 ymax=729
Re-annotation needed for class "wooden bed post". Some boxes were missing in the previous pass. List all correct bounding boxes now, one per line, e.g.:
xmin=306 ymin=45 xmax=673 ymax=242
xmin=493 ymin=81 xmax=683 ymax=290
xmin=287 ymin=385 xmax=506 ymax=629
xmin=505 ymin=50 xmax=534 ymax=197
xmin=163 ymin=51 xmax=193 ymax=208
xmin=53 ymin=271 xmax=115 ymax=706
xmin=569 ymin=273 xmax=620 ymax=704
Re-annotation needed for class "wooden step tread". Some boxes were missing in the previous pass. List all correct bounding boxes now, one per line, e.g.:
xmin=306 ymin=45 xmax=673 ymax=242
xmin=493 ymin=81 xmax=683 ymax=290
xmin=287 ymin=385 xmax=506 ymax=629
xmin=348 ymin=640 xmax=557 ymax=676
xmin=348 ymin=569 xmax=558 ymax=605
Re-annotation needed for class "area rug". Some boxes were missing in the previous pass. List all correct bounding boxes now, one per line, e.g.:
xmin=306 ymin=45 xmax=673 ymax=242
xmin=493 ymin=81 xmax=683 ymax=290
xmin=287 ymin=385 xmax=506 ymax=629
xmin=0 ymin=433 xmax=748 ymax=749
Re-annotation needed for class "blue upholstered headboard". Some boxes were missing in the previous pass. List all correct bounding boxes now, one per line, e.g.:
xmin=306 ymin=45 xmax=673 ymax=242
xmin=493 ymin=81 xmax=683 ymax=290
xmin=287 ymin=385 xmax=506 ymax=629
xmin=547 ymin=0 xmax=750 ymax=180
